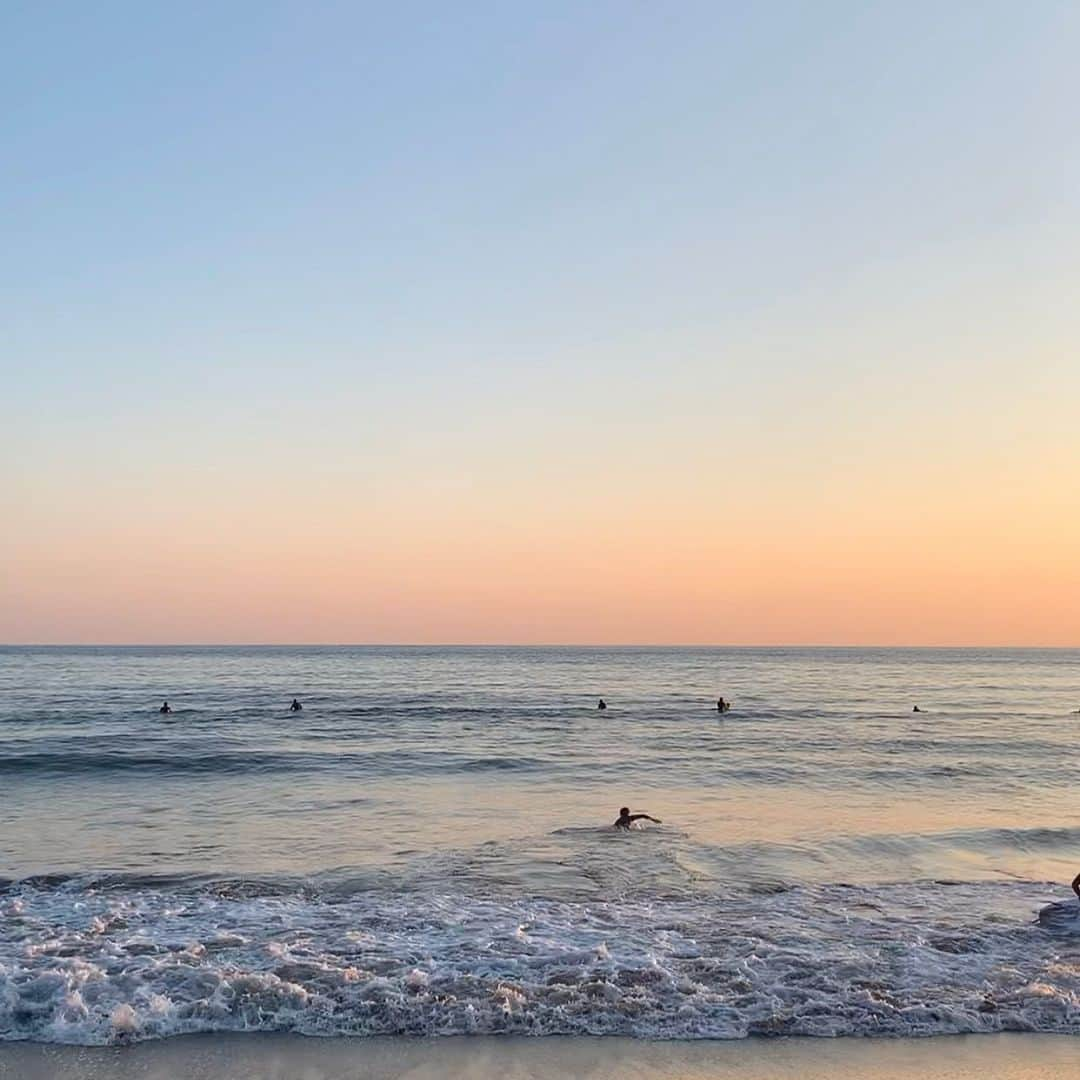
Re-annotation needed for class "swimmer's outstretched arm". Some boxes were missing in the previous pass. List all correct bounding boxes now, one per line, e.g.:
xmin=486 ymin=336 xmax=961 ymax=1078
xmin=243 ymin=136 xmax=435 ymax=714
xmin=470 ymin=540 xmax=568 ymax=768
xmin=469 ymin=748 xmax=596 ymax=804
xmin=628 ymin=814 xmax=662 ymax=824
xmin=1072 ymin=872 xmax=1080 ymax=901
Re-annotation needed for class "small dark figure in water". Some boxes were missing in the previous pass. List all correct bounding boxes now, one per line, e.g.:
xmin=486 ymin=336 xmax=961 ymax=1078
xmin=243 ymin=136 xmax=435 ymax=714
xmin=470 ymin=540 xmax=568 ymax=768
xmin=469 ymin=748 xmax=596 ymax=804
xmin=717 ymin=697 xmax=730 ymax=713
xmin=1073 ymin=872 xmax=1080 ymax=903
xmin=159 ymin=701 xmax=172 ymax=714
xmin=289 ymin=698 xmax=302 ymax=712
xmin=598 ymin=699 xmax=607 ymax=710
xmin=913 ymin=705 xmax=922 ymax=712
xmin=614 ymin=806 xmax=661 ymax=829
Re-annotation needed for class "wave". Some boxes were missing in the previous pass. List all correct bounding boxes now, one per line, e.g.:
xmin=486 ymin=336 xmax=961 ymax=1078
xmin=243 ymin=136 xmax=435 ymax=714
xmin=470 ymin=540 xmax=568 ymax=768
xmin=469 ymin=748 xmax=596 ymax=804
xmin=1 ymin=877 xmax=1076 ymax=1045
xmin=0 ymin=751 xmax=280 ymax=776
xmin=0 ymin=749 xmax=547 ymax=778
xmin=939 ymin=825 xmax=1080 ymax=850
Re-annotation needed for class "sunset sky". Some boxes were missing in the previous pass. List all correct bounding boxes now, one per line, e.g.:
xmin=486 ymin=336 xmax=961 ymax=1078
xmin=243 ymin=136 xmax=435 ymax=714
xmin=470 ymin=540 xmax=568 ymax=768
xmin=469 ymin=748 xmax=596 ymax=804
xmin=4 ymin=2 xmax=1079 ymax=645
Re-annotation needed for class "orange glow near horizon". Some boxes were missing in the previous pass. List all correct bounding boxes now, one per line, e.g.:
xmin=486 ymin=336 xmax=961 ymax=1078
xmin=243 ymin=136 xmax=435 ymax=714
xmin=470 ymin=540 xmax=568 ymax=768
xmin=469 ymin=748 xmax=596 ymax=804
xmin=5 ymin=4 xmax=1079 ymax=646
xmin=7 ymin=403 xmax=1080 ymax=644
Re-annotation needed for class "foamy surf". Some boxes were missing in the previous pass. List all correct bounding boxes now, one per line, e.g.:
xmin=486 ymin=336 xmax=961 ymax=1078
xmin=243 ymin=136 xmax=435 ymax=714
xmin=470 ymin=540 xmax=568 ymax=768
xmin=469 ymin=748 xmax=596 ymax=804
xmin=2 ymin=877 xmax=1077 ymax=1045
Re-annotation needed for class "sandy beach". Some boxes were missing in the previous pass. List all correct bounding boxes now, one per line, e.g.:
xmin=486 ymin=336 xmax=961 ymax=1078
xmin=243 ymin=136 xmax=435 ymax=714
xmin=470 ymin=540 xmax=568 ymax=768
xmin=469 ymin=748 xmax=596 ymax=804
xmin=2 ymin=1034 xmax=1077 ymax=1080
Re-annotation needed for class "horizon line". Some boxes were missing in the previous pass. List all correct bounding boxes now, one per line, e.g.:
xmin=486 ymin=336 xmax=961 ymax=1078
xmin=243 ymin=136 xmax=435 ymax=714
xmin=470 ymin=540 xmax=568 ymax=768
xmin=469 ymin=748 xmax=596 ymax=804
xmin=2 ymin=642 xmax=1078 ymax=651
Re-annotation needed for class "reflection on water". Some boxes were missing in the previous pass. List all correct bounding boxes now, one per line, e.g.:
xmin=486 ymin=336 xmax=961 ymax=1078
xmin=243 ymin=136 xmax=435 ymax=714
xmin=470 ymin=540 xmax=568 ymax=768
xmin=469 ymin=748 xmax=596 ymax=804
xmin=2 ymin=648 xmax=1079 ymax=1044
xmin=1 ymin=646 xmax=1076 ymax=887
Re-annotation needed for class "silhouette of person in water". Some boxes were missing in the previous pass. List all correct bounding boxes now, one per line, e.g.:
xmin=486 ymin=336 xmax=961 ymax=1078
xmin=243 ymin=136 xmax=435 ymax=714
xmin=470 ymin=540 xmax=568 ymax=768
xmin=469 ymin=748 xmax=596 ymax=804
xmin=717 ymin=697 xmax=730 ymax=713
xmin=289 ymin=698 xmax=302 ymax=712
xmin=1073 ymin=872 xmax=1080 ymax=903
xmin=598 ymin=699 xmax=607 ymax=710
xmin=159 ymin=701 xmax=172 ymax=714
xmin=913 ymin=705 xmax=922 ymax=712
xmin=614 ymin=806 xmax=661 ymax=829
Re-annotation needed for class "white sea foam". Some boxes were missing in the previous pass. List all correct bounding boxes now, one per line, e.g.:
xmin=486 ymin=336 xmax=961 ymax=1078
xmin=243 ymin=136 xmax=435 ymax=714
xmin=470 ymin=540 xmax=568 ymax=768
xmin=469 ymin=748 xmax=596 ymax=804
xmin=1 ymin=879 xmax=1077 ymax=1045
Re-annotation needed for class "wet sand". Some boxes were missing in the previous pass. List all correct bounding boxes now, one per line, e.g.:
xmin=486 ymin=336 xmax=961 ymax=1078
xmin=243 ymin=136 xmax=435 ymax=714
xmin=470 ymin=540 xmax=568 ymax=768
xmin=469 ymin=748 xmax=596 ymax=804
xmin=1 ymin=1034 xmax=1076 ymax=1080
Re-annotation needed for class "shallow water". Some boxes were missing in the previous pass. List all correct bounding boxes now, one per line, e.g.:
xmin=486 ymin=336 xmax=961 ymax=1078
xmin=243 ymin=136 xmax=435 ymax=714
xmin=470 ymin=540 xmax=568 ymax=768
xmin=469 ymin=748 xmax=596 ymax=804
xmin=3 ymin=1033 xmax=1079 ymax=1080
xmin=1 ymin=646 xmax=1078 ymax=1043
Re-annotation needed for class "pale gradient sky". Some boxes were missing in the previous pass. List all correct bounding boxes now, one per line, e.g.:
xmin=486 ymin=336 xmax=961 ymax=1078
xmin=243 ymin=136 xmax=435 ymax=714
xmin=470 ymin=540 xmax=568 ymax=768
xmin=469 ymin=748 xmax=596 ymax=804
xmin=4 ymin=2 xmax=1079 ymax=645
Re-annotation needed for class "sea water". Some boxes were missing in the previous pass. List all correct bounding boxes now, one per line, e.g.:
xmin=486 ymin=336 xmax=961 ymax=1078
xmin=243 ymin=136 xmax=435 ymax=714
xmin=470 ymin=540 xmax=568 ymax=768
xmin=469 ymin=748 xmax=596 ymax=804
xmin=1 ymin=646 xmax=1078 ymax=1043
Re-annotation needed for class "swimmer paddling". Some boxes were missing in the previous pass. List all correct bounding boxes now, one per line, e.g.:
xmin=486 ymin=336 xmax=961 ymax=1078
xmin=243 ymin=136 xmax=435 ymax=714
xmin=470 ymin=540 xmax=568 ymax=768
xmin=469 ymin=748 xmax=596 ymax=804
xmin=614 ymin=806 xmax=661 ymax=829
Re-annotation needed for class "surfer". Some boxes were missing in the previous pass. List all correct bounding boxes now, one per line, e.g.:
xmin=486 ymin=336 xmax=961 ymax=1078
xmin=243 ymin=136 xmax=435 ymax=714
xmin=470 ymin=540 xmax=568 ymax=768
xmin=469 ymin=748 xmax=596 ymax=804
xmin=717 ymin=697 xmax=730 ymax=713
xmin=614 ymin=806 xmax=661 ymax=829
xmin=598 ymin=699 xmax=607 ymax=710
xmin=289 ymin=698 xmax=302 ymax=712
xmin=159 ymin=701 xmax=172 ymax=714
xmin=913 ymin=705 xmax=922 ymax=712
xmin=1073 ymin=871 xmax=1080 ymax=903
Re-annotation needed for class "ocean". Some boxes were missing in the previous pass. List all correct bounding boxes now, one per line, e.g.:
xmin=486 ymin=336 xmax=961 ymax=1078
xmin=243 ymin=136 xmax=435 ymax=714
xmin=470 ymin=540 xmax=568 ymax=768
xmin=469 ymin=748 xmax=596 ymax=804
xmin=1 ymin=646 xmax=1078 ymax=1045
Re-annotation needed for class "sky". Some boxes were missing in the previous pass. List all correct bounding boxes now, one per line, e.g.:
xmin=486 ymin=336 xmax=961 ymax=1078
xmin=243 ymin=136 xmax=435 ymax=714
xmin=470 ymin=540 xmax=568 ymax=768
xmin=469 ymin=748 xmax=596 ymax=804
xmin=3 ymin=1 xmax=1079 ymax=645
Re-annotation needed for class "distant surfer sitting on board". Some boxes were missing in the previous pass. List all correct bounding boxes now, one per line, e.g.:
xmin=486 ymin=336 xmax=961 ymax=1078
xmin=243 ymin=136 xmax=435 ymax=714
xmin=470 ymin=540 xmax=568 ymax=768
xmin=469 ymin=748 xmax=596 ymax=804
xmin=159 ymin=701 xmax=172 ymax=714
xmin=717 ymin=697 xmax=730 ymax=713
xmin=289 ymin=698 xmax=302 ymax=712
xmin=614 ymin=806 xmax=661 ymax=829
xmin=598 ymin=699 xmax=607 ymax=710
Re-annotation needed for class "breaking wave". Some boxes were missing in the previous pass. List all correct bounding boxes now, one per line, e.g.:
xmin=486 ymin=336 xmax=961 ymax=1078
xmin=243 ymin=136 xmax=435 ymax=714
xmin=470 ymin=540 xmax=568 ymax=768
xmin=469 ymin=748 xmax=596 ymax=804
xmin=2 ymin=876 xmax=1077 ymax=1045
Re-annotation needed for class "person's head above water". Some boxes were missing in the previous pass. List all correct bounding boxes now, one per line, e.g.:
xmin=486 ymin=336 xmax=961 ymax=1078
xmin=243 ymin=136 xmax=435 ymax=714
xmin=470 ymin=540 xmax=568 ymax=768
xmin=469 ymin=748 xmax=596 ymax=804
xmin=619 ymin=806 xmax=630 ymax=817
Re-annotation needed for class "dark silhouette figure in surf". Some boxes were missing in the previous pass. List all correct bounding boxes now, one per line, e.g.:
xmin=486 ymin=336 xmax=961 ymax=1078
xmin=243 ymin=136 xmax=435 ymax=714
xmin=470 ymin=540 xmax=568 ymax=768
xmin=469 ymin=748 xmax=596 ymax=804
xmin=289 ymin=698 xmax=302 ymax=712
xmin=913 ymin=705 xmax=922 ymax=712
xmin=159 ymin=701 xmax=172 ymax=714
xmin=614 ymin=806 xmax=661 ymax=829
xmin=717 ymin=697 xmax=730 ymax=713
xmin=598 ymin=699 xmax=607 ymax=710
xmin=1038 ymin=875 xmax=1080 ymax=925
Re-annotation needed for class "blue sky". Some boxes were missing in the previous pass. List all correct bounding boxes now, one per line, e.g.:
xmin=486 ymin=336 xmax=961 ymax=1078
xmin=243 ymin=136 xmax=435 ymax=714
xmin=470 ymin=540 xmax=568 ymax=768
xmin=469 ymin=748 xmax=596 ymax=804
xmin=4 ymin=2 xmax=1079 ymax=643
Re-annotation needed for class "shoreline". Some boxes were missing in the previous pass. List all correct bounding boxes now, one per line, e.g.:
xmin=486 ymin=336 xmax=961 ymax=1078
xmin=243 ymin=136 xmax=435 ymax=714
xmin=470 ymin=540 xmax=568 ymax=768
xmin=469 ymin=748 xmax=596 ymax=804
xmin=1 ymin=1033 xmax=1077 ymax=1080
